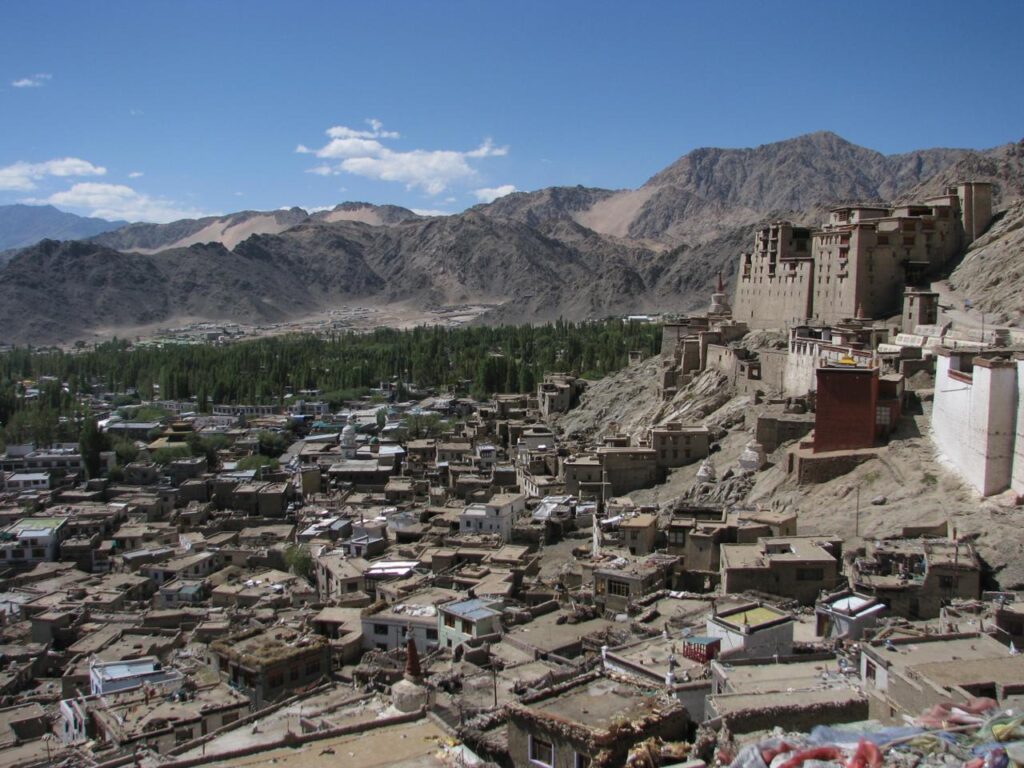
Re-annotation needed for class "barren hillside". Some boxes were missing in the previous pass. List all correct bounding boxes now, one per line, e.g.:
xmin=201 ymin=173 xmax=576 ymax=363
xmin=556 ymin=353 xmax=1024 ymax=591
xmin=947 ymin=200 xmax=1024 ymax=325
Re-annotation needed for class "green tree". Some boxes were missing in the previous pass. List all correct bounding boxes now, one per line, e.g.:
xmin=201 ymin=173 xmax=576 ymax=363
xmin=257 ymin=430 xmax=287 ymax=458
xmin=236 ymin=454 xmax=278 ymax=472
xmin=187 ymin=433 xmax=227 ymax=469
xmin=406 ymin=412 xmax=447 ymax=439
xmin=152 ymin=445 xmax=192 ymax=465
xmin=134 ymin=405 xmax=171 ymax=422
xmin=78 ymin=416 xmax=107 ymax=479
xmin=29 ymin=408 xmax=56 ymax=446
xmin=284 ymin=544 xmax=314 ymax=581
xmin=111 ymin=438 xmax=139 ymax=466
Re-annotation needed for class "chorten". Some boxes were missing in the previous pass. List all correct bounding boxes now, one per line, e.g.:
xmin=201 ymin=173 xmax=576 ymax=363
xmin=737 ymin=440 xmax=766 ymax=473
xmin=708 ymin=271 xmax=731 ymax=315
xmin=391 ymin=628 xmax=428 ymax=712
xmin=340 ymin=414 xmax=357 ymax=459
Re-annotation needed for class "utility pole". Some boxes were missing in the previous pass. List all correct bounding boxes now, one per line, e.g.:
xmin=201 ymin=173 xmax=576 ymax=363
xmin=855 ymin=486 xmax=860 ymax=537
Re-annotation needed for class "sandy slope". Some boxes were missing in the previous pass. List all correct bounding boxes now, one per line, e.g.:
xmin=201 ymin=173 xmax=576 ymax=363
xmin=128 ymin=214 xmax=301 ymax=254
xmin=573 ymin=187 xmax=656 ymax=238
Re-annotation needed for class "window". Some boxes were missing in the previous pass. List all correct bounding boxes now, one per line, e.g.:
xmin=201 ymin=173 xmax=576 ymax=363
xmin=462 ymin=619 xmax=473 ymax=635
xmin=306 ymin=660 xmax=320 ymax=675
xmin=426 ymin=629 xmax=438 ymax=641
xmin=575 ymin=753 xmax=592 ymax=768
xmin=444 ymin=614 xmax=455 ymax=627
xmin=606 ymin=579 xmax=630 ymax=597
xmin=32 ymin=548 xmax=45 ymax=559
xmin=373 ymin=624 xmax=388 ymax=636
xmin=529 ymin=736 xmax=554 ymax=767
xmin=875 ymin=406 xmax=891 ymax=426
xmin=865 ymin=660 xmax=876 ymax=683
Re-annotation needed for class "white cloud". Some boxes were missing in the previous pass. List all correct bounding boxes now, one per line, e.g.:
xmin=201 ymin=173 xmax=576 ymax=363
xmin=340 ymin=150 xmax=477 ymax=196
xmin=324 ymin=119 xmax=400 ymax=141
xmin=473 ymin=184 xmax=517 ymax=203
xmin=0 ymin=157 xmax=106 ymax=191
xmin=33 ymin=182 xmax=207 ymax=223
xmin=315 ymin=137 xmax=386 ymax=160
xmin=127 ymin=171 xmax=144 ymax=179
xmin=298 ymin=121 xmax=508 ymax=195
xmin=465 ymin=139 xmax=508 ymax=158
xmin=11 ymin=73 xmax=51 ymax=88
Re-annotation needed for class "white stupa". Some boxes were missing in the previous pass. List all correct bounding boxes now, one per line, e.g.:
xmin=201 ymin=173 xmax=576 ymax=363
xmin=708 ymin=271 xmax=731 ymax=315
xmin=738 ymin=440 xmax=767 ymax=473
xmin=696 ymin=458 xmax=717 ymax=484
xmin=340 ymin=415 xmax=357 ymax=459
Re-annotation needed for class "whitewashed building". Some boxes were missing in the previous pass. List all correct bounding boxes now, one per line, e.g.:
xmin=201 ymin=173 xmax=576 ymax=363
xmin=89 ymin=657 xmax=183 ymax=696
xmin=458 ymin=493 xmax=526 ymax=542
xmin=705 ymin=603 xmax=794 ymax=660
xmin=0 ymin=517 xmax=69 ymax=564
xmin=931 ymin=349 xmax=1024 ymax=497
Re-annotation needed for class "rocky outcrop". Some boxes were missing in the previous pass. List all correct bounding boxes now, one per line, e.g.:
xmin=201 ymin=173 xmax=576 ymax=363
xmin=948 ymin=200 xmax=1024 ymax=325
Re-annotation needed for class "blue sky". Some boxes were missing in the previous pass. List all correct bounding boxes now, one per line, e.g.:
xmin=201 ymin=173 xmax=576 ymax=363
xmin=2 ymin=1 xmax=1022 ymax=222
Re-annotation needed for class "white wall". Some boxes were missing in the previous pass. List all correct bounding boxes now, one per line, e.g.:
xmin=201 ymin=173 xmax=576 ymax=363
xmin=932 ymin=354 xmax=977 ymax=490
xmin=860 ymin=652 xmax=889 ymax=692
xmin=932 ymin=355 xmax=1018 ymax=496
xmin=983 ymin=364 xmax=1019 ymax=494
xmin=783 ymin=343 xmax=819 ymax=396
xmin=1012 ymin=359 xmax=1024 ymax=495
xmin=361 ymin=616 xmax=436 ymax=653
xmin=704 ymin=618 xmax=793 ymax=660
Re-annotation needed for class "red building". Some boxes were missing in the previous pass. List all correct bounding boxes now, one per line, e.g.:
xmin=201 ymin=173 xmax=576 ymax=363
xmin=813 ymin=363 xmax=902 ymax=453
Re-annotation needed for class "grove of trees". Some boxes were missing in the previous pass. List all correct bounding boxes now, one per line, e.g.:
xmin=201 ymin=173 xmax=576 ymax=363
xmin=0 ymin=319 xmax=661 ymax=448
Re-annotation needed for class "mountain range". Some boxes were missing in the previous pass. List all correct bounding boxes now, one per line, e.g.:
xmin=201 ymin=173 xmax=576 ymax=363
xmin=1 ymin=131 xmax=1021 ymax=345
xmin=0 ymin=204 xmax=125 ymax=253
